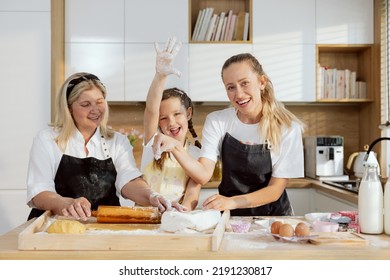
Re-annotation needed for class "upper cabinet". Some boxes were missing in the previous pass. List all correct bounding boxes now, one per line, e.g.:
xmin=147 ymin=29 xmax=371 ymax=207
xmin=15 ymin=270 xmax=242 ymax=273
xmin=316 ymin=0 xmax=374 ymax=44
xmin=64 ymin=0 xmax=374 ymax=102
xmin=253 ymin=0 xmax=315 ymax=44
xmin=125 ymin=0 xmax=188 ymax=43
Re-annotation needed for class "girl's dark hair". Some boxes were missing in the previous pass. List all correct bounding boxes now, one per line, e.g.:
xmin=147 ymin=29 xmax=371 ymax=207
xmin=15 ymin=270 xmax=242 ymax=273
xmin=154 ymin=87 xmax=201 ymax=170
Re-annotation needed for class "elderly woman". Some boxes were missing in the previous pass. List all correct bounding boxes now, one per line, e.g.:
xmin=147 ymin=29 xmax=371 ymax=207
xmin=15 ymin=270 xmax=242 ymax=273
xmin=26 ymin=72 xmax=180 ymax=221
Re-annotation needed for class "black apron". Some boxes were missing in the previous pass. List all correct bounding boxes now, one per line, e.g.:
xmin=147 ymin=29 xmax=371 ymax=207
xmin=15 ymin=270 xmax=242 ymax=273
xmin=218 ymin=133 xmax=292 ymax=216
xmin=28 ymin=137 xmax=118 ymax=220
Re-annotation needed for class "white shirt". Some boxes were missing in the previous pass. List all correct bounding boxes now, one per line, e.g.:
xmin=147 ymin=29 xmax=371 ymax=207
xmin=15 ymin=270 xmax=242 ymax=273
xmin=140 ymin=135 xmax=200 ymax=202
xmin=26 ymin=127 xmax=142 ymax=207
xmin=200 ymin=107 xmax=304 ymax=178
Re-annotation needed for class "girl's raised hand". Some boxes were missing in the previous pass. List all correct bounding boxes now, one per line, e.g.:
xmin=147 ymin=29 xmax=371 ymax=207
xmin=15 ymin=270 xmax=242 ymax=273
xmin=154 ymin=37 xmax=182 ymax=77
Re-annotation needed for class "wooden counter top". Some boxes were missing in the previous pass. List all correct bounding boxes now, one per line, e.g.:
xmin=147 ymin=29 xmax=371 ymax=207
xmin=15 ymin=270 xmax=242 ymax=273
xmin=1 ymin=217 xmax=390 ymax=260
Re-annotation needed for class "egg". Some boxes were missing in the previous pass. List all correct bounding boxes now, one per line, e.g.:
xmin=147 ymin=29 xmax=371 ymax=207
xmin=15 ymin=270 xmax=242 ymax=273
xmin=279 ymin=223 xmax=294 ymax=237
xmin=270 ymin=221 xmax=283 ymax=234
xmin=295 ymin=222 xmax=310 ymax=237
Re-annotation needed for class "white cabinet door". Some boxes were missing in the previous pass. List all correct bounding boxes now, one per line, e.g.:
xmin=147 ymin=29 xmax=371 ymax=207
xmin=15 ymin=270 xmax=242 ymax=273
xmin=125 ymin=43 xmax=189 ymax=101
xmin=125 ymin=0 xmax=188 ymax=43
xmin=253 ymin=0 xmax=316 ymax=44
xmin=316 ymin=0 xmax=374 ymax=44
xmin=198 ymin=188 xmax=219 ymax=209
xmin=311 ymin=189 xmax=358 ymax=212
xmin=189 ymin=44 xmax=253 ymax=102
xmin=286 ymin=188 xmax=312 ymax=216
xmin=65 ymin=43 xmax=125 ymax=101
xmin=65 ymin=0 xmax=125 ymax=43
xmin=252 ymin=44 xmax=316 ymax=102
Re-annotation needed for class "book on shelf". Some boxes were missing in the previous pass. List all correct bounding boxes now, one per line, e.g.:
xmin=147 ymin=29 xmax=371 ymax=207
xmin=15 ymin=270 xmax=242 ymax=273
xmin=317 ymin=64 xmax=362 ymax=100
xmin=223 ymin=10 xmax=233 ymax=41
xmin=205 ymin=13 xmax=217 ymax=41
xmin=226 ymin=14 xmax=236 ymax=41
xmin=243 ymin=12 xmax=250 ymax=41
xmin=198 ymin=7 xmax=214 ymax=41
xmin=192 ymin=8 xmax=204 ymax=41
xmin=234 ymin=11 xmax=245 ymax=41
xmin=214 ymin=12 xmax=225 ymax=41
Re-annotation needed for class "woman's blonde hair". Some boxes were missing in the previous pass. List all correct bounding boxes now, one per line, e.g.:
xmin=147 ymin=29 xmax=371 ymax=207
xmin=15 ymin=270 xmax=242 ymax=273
xmin=51 ymin=72 xmax=114 ymax=152
xmin=221 ymin=53 xmax=304 ymax=153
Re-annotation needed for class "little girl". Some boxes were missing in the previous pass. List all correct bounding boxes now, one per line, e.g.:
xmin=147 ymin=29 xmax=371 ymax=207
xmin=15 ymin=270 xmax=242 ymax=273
xmin=141 ymin=37 xmax=202 ymax=210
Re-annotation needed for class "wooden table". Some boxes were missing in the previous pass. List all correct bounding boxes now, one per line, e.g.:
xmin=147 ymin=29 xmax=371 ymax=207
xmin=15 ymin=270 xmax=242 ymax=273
xmin=1 ymin=218 xmax=390 ymax=260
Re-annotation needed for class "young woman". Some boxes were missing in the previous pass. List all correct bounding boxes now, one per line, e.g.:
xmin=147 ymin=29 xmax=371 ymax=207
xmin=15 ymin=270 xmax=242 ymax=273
xmin=153 ymin=53 xmax=305 ymax=216
xmin=141 ymin=38 xmax=202 ymax=210
xmin=26 ymin=72 xmax=181 ymax=221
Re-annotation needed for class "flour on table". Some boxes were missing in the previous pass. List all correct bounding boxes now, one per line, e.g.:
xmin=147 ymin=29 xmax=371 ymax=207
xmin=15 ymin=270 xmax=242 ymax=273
xmin=160 ymin=210 xmax=221 ymax=233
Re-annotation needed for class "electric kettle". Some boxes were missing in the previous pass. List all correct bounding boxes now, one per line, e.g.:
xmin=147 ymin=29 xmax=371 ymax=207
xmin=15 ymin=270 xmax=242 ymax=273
xmin=347 ymin=144 xmax=378 ymax=178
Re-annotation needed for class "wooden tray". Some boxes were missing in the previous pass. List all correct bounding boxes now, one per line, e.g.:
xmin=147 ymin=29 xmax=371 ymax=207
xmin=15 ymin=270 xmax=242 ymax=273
xmin=309 ymin=232 xmax=368 ymax=246
xmin=18 ymin=210 xmax=229 ymax=251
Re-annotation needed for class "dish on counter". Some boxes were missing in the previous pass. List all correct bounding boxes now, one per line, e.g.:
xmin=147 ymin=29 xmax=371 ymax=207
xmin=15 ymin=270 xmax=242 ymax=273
xmin=304 ymin=212 xmax=332 ymax=223
xmin=271 ymin=233 xmax=319 ymax=243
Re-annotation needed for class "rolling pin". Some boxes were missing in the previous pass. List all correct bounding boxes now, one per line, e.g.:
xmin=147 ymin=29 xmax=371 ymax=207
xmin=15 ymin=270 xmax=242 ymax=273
xmin=91 ymin=205 xmax=161 ymax=224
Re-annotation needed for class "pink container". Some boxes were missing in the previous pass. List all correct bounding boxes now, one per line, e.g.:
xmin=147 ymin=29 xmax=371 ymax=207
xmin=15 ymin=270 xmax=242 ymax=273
xmin=230 ymin=220 xmax=251 ymax=233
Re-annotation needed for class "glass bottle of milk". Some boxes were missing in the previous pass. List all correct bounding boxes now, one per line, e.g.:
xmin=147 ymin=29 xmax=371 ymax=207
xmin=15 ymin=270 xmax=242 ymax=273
xmin=358 ymin=162 xmax=383 ymax=234
xmin=384 ymin=165 xmax=390 ymax=235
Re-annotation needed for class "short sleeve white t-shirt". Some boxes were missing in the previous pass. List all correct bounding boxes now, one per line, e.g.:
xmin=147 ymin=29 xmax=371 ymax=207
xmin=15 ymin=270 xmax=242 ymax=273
xmin=26 ymin=127 xmax=142 ymax=207
xmin=200 ymin=107 xmax=304 ymax=178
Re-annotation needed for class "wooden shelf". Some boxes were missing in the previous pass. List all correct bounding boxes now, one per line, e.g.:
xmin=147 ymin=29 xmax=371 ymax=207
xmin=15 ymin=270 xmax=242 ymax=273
xmin=189 ymin=0 xmax=252 ymax=43
xmin=316 ymin=44 xmax=373 ymax=102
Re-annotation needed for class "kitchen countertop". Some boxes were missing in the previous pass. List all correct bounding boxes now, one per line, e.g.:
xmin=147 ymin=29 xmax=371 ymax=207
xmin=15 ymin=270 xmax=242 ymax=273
xmin=205 ymin=178 xmax=358 ymax=205
xmin=0 ymin=178 xmax=374 ymax=260
xmin=1 ymin=215 xmax=390 ymax=260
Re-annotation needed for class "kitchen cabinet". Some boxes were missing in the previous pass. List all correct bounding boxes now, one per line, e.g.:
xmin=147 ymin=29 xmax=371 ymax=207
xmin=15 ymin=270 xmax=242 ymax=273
xmin=125 ymin=0 xmax=188 ymax=43
xmin=316 ymin=45 xmax=373 ymax=102
xmin=0 ymin=1 xmax=51 ymax=235
xmin=125 ymin=43 xmax=189 ymax=101
xmin=252 ymin=44 xmax=316 ymax=102
xmin=316 ymin=0 xmax=374 ymax=44
xmin=189 ymin=0 xmax=252 ymax=43
xmin=253 ymin=0 xmax=315 ymax=44
xmin=189 ymin=44 xmax=252 ymax=102
xmin=65 ymin=43 xmax=125 ymax=101
xmin=312 ymin=189 xmax=358 ymax=212
xmin=286 ymin=188 xmax=312 ymax=216
xmin=64 ymin=0 xmax=374 ymax=102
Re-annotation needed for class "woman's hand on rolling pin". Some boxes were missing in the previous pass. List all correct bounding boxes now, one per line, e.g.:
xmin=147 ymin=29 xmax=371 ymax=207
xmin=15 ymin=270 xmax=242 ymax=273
xmin=149 ymin=192 xmax=187 ymax=213
xmin=61 ymin=197 xmax=91 ymax=221
xmin=202 ymin=194 xmax=236 ymax=211
xmin=152 ymin=132 xmax=180 ymax=160
xmin=155 ymin=37 xmax=182 ymax=77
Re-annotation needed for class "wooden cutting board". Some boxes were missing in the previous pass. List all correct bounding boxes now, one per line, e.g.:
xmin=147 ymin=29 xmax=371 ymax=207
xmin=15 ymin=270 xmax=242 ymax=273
xmin=85 ymin=223 xmax=160 ymax=231
xmin=309 ymin=232 xmax=368 ymax=246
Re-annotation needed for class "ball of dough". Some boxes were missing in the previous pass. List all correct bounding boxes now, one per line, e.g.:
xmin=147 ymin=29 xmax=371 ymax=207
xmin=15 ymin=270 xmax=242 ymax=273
xmin=160 ymin=210 xmax=221 ymax=232
xmin=47 ymin=219 xmax=86 ymax=234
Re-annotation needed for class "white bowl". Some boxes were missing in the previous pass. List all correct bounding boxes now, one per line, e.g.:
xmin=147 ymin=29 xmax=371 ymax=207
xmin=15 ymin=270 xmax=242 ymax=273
xmin=305 ymin=212 xmax=331 ymax=223
xmin=312 ymin=221 xmax=339 ymax=232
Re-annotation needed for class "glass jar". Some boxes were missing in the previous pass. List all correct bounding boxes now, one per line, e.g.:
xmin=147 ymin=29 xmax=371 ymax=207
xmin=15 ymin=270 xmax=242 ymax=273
xmin=358 ymin=162 xmax=383 ymax=234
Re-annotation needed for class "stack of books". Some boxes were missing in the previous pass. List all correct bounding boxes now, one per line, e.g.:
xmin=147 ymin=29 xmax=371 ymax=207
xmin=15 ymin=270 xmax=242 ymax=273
xmin=192 ymin=8 xmax=250 ymax=42
xmin=317 ymin=64 xmax=367 ymax=100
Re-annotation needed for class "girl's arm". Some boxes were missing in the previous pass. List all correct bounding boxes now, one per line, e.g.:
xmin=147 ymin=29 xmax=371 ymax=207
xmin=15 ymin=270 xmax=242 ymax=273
xmin=181 ymin=178 xmax=202 ymax=210
xmin=153 ymin=132 xmax=216 ymax=185
xmin=143 ymin=37 xmax=182 ymax=143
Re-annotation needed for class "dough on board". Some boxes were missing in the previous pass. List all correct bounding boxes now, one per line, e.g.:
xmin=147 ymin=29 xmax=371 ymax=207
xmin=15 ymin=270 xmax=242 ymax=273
xmin=47 ymin=219 xmax=86 ymax=234
xmin=160 ymin=209 xmax=221 ymax=233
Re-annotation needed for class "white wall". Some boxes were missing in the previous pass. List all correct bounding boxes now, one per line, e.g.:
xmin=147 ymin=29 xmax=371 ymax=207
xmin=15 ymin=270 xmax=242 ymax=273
xmin=0 ymin=0 xmax=51 ymax=234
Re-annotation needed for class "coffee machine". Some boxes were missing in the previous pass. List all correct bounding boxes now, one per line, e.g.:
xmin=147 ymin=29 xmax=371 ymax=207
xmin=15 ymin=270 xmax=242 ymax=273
xmin=304 ymin=136 xmax=345 ymax=179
